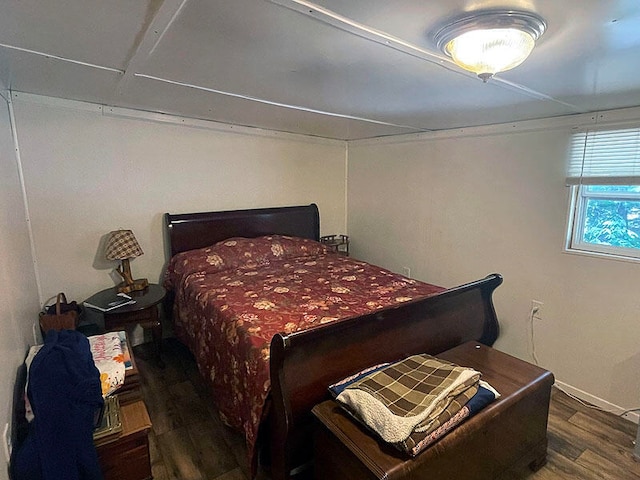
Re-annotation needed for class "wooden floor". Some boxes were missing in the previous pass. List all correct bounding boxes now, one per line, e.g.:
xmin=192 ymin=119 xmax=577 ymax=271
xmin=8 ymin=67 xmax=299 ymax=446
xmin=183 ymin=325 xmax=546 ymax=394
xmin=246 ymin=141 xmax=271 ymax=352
xmin=134 ymin=339 xmax=640 ymax=480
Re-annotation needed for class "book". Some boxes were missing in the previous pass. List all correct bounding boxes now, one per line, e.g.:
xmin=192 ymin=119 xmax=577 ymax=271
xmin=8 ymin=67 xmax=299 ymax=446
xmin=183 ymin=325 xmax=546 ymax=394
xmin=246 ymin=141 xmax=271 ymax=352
xmin=84 ymin=292 xmax=136 ymax=312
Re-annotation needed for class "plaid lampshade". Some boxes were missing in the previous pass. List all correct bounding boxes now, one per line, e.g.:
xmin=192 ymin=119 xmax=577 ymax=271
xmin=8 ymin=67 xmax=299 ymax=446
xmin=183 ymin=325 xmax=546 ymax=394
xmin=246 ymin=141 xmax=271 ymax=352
xmin=105 ymin=230 xmax=144 ymax=260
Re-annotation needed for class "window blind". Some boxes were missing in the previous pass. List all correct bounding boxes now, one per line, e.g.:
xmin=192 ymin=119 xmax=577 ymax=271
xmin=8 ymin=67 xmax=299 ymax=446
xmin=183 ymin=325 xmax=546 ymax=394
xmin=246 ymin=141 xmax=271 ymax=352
xmin=566 ymin=126 xmax=640 ymax=185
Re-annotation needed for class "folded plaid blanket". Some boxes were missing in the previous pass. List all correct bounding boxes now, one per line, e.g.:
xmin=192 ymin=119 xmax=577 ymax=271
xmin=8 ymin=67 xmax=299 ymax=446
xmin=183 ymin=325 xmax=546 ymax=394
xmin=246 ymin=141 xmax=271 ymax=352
xmin=401 ymin=381 xmax=500 ymax=456
xmin=336 ymin=354 xmax=481 ymax=443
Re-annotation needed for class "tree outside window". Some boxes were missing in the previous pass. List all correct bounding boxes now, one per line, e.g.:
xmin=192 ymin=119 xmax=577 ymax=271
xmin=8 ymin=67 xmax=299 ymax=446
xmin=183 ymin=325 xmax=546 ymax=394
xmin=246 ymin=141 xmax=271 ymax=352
xmin=582 ymin=186 xmax=640 ymax=250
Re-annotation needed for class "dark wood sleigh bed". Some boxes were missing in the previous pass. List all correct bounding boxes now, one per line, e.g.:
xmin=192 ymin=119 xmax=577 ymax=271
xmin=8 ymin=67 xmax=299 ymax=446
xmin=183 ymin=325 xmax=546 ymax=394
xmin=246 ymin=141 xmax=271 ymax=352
xmin=163 ymin=203 xmax=506 ymax=480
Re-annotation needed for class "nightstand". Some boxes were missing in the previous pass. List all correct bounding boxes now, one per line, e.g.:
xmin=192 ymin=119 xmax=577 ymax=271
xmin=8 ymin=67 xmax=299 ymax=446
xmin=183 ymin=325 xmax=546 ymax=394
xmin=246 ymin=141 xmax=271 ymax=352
xmin=320 ymin=234 xmax=350 ymax=256
xmin=85 ymin=284 xmax=166 ymax=366
xmin=95 ymin=399 xmax=152 ymax=480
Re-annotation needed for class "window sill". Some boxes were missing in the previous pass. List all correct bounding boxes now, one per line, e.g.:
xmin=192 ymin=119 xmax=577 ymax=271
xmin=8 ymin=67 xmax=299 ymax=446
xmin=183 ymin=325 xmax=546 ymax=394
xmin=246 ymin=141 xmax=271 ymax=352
xmin=563 ymin=246 xmax=640 ymax=265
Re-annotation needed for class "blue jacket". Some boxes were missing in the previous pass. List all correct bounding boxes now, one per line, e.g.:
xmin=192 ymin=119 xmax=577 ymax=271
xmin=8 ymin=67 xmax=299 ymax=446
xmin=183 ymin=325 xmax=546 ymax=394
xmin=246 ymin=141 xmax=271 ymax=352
xmin=13 ymin=330 xmax=104 ymax=480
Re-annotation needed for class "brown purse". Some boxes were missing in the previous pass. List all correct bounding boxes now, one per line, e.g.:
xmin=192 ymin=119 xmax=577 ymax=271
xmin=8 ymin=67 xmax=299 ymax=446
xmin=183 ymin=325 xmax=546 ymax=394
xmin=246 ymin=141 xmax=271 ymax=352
xmin=39 ymin=292 xmax=81 ymax=333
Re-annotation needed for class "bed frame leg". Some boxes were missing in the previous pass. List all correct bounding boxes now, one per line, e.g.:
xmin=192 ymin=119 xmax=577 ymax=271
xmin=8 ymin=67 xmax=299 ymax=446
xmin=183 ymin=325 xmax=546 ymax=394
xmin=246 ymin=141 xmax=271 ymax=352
xmin=269 ymin=443 xmax=289 ymax=480
xmin=528 ymin=451 xmax=548 ymax=472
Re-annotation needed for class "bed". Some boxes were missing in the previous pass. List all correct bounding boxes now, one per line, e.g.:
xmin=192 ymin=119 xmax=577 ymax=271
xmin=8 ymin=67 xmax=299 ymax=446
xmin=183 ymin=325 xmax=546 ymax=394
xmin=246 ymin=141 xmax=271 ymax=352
xmin=163 ymin=203 xmax=503 ymax=480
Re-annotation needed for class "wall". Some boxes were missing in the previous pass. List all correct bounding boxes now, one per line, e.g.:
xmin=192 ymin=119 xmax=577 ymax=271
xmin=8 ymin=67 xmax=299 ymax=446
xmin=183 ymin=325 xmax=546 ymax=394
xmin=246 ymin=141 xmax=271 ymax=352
xmin=0 ymin=91 xmax=345 ymax=477
xmin=6 ymin=87 xmax=639 ymax=471
xmin=347 ymin=112 xmax=640 ymax=415
xmin=10 ymin=93 xmax=347 ymax=311
xmin=0 ymin=93 xmax=41 ymax=479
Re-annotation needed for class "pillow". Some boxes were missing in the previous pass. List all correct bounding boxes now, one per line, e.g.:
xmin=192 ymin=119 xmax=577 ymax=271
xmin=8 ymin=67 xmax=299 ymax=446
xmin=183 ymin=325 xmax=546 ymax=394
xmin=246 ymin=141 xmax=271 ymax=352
xmin=214 ymin=235 xmax=329 ymax=267
xmin=164 ymin=235 xmax=329 ymax=289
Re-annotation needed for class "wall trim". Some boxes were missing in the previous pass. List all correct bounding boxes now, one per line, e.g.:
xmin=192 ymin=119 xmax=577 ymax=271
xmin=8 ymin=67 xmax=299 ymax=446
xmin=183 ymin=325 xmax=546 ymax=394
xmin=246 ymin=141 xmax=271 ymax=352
xmin=7 ymin=93 xmax=44 ymax=304
xmin=555 ymin=380 xmax=640 ymax=424
xmin=11 ymin=91 xmax=346 ymax=147
xmin=348 ymin=105 xmax=640 ymax=147
xmin=344 ymin=142 xmax=349 ymax=234
xmin=13 ymin=91 xmax=640 ymax=149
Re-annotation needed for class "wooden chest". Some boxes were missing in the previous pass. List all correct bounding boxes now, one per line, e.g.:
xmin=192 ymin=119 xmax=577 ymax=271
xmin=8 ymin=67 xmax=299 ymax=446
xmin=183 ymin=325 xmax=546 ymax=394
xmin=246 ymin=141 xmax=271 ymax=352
xmin=312 ymin=342 xmax=554 ymax=480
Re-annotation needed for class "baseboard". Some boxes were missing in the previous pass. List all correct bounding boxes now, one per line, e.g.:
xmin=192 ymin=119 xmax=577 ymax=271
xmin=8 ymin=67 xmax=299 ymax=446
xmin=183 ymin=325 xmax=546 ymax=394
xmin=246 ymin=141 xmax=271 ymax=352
xmin=554 ymin=380 xmax=640 ymax=424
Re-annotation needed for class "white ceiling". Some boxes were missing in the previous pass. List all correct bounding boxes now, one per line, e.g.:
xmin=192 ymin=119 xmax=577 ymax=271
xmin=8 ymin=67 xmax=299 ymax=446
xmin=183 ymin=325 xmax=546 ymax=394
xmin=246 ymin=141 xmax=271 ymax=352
xmin=1 ymin=0 xmax=639 ymax=140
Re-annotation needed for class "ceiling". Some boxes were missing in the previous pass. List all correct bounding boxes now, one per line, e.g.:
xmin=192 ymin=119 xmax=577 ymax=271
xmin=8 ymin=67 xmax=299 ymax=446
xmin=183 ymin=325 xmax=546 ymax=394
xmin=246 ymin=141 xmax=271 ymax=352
xmin=1 ymin=0 xmax=639 ymax=140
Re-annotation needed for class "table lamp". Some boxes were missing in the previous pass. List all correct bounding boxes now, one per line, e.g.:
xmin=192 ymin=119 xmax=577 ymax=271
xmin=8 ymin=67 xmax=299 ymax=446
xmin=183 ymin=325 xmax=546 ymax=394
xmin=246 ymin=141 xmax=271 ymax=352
xmin=105 ymin=229 xmax=149 ymax=294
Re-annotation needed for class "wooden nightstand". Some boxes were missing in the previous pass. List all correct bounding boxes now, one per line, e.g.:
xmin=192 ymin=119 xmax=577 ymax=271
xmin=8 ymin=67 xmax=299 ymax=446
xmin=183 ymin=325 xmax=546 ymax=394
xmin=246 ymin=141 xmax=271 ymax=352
xmin=85 ymin=284 xmax=166 ymax=366
xmin=95 ymin=399 xmax=152 ymax=480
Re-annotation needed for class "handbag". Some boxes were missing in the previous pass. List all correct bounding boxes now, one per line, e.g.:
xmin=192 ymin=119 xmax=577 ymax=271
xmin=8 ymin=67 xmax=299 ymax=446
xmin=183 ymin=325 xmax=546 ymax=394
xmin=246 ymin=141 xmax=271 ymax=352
xmin=39 ymin=293 xmax=81 ymax=333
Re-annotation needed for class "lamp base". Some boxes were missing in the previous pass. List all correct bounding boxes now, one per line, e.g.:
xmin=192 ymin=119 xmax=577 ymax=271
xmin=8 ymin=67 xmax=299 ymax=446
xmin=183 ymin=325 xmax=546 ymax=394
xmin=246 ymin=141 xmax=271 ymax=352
xmin=116 ymin=278 xmax=149 ymax=295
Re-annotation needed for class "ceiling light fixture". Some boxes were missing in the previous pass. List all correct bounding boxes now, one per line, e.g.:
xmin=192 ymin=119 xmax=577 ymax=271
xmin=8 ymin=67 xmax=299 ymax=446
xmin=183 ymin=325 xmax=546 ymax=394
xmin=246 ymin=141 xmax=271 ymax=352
xmin=434 ymin=10 xmax=546 ymax=82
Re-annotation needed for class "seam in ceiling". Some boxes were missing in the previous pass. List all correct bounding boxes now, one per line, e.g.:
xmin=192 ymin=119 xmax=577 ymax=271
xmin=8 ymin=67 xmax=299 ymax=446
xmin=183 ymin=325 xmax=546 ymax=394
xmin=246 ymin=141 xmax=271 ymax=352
xmin=0 ymin=43 xmax=124 ymax=74
xmin=0 ymin=0 xmax=594 ymax=136
xmin=117 ymin=0 xmax=189 ymax=97
xmin=135 ymin=73 xmax=427 ymax=131
xmin=267 ymin=0 xmax=586 ymax=112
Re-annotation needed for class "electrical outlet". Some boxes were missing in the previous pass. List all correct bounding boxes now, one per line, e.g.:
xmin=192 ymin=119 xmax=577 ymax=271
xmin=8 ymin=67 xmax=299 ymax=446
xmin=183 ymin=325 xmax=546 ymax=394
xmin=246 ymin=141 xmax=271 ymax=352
xmin=531 ymin=300 xmax=544 ymax=320
xmin=402 ymin=267 xmax=411 ymax=278
xmin=2 ymin=422 xmax=11 ymax=464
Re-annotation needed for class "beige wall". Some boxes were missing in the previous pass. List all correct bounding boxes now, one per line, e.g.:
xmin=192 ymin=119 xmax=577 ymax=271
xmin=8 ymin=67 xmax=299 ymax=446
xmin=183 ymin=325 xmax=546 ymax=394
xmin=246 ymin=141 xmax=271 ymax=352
xmin=0 ymin=93 xmax=346 ymax=480
xmin=347 ymin=117 xmax=640 ymax=414
xmin=1 ymin=92 xmax=346 ymax=476
xmin=10 ymin=94 xmax=347 ymax=308
xmin=0 ymin=95 xmax=40 ymax=479
xmin=3 ymin=90 xmax=640 ymax=474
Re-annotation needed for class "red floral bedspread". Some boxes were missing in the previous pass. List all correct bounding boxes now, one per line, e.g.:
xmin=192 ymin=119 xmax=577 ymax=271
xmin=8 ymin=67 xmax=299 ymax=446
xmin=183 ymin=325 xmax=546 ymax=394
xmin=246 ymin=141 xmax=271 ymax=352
xmin=164 ymin=236 xmax=444 ymax=470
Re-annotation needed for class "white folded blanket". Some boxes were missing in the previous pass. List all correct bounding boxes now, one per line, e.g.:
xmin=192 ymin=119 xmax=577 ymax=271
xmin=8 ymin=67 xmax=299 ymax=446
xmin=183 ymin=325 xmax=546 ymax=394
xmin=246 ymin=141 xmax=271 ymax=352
xmin=336 ymin=354 xmax=480 ymax=443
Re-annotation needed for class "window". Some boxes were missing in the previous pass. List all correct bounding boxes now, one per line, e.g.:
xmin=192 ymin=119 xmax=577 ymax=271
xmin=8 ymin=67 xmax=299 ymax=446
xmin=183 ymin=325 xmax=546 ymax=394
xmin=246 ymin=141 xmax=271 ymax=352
xmin=566 ymin=125 xmax=640 ymax=260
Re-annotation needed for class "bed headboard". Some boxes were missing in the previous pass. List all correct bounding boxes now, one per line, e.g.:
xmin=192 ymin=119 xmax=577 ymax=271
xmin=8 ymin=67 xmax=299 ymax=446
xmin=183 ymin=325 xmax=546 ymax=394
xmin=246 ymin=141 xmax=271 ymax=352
xmin=164 ymin=203 xmax=320 ymax=257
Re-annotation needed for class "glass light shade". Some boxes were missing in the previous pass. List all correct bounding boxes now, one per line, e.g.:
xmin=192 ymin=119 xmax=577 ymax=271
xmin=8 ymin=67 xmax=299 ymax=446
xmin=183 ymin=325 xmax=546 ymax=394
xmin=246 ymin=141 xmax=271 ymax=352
xmin=445 ymin=28 xmax=535 ymax=80
xmin=433 ymin=10 xmax=546 ymax=82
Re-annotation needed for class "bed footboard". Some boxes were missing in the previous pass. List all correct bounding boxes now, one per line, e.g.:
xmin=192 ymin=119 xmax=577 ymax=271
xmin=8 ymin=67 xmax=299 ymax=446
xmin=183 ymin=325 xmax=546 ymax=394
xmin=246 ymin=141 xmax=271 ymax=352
xmin=268 ymin=273 xmax=503 ymax=480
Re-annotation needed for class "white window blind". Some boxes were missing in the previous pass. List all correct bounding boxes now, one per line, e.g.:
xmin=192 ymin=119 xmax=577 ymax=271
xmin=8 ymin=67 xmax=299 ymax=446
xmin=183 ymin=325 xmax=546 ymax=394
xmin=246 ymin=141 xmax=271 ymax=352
xmin=566 ymin=126 xmax=640 ymax=185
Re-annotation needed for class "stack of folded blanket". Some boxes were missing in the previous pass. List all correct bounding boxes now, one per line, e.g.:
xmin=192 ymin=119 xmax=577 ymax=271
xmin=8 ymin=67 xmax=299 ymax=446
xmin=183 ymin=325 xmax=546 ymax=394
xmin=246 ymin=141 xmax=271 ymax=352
xmin=330 ymin=354 xmax=500 ymax=456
